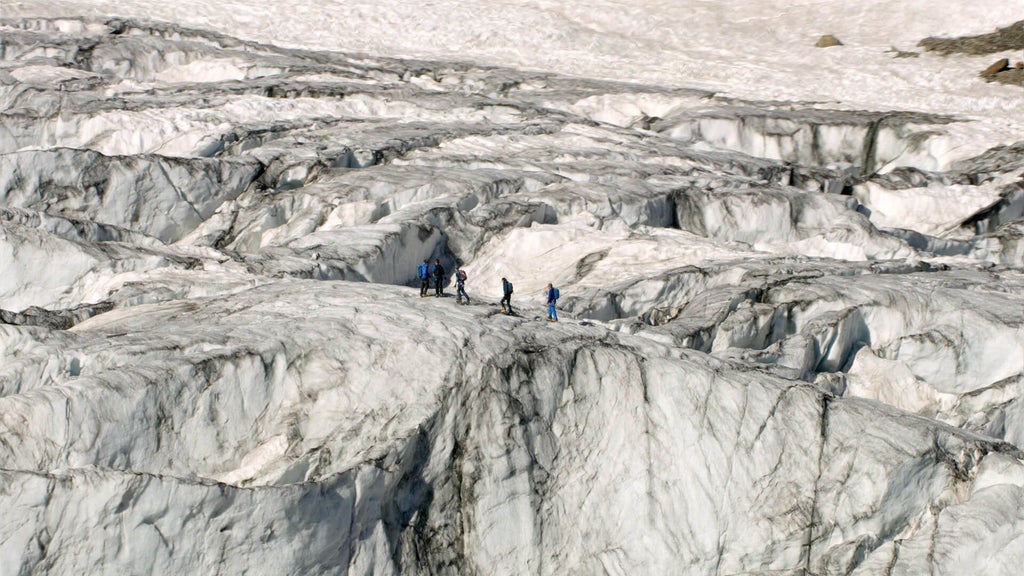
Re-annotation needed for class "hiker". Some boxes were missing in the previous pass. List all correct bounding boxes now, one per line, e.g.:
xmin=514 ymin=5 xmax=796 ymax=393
xmin=433 ymin=259 xmax=446 ymax=297
xmin=500 ymin=277 xmax=514 ymax=314
xmin=417 ymin=259 xmax=431 ymax=297
xmin=546 ymin=283 xmax=559 ymax=322
xmin=455 ymin=267 xmax=470 ymax=304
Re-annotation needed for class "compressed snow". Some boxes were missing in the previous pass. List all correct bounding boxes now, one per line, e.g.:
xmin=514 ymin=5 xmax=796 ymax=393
xmin=11 ymin=0 xmax=1024 ymax=164
xmin=855 ymin=180 xmax=1006 ymax=236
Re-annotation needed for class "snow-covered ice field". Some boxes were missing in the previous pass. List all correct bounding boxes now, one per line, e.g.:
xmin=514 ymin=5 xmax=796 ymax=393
xmin=13 ymin=0 xmax=1024 ymax=161
xmin=4 ymin=1 xmax=1024 ymax=574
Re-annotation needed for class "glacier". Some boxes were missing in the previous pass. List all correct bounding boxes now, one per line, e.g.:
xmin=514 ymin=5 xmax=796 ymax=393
xmin=3 ymin=6 xmax=1024 ymax=575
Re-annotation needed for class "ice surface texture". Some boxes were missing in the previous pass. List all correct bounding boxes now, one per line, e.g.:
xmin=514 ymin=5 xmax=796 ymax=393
xmin=2 ymin=15 xmax=1024 ymax=576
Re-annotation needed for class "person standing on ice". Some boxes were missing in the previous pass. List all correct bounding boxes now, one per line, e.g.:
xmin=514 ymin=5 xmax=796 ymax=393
xmin=546 ymin=283 xmax=559 ymax=322
xmin=433 ymin=258 xmax=446 ymax=297
xmin=500 ymin=277 xmax=514 ymax=314
xmin=417 ymin=259 xmax=431 ymax=297
xmin=455 ymin=267 xmax=470 ymax=304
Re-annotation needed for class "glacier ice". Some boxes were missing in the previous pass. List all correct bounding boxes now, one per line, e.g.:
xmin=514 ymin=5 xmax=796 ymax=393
xmin=2 ymin=14 xmax=1024 ymax=575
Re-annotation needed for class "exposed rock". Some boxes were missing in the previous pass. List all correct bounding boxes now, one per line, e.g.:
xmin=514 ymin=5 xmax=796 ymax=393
xmin=981 ymin=58 xmax=1011 ymax=81
xmin=919 ymin=20 xmax=1024 ymax=90
xmin=920 ymin=20 xmax=1024 ymax=55
xmin=988 ymin=67 xmax=1024 ymax=88
xmin=815 ymin=34 xmax=843 ymax=48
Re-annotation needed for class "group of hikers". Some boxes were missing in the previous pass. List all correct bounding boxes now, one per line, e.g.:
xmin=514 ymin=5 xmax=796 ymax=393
xmin=416 ymin=258 xmax=560 ymax=321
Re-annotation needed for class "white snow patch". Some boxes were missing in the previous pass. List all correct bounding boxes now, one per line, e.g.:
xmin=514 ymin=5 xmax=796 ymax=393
xmin=854 ymin=180 xmax=1005 ymax=236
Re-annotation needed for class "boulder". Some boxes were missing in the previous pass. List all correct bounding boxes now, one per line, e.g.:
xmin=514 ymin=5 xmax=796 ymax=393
xmin=981 ymin=58 xmax=1010 ymax=80
xmin=815 ymin=34 xmax=843 ymax=48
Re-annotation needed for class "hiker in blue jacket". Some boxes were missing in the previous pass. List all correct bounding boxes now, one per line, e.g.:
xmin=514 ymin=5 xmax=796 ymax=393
xmin=417 ymin=259 xmax=431 ymax=297
xmin=500 ymin=277 xmax=514 ymax=314
xmin=433 ymin=259 xmax=446 ymax=297
xmin=546 ymin=283 xmax=559 ymax=322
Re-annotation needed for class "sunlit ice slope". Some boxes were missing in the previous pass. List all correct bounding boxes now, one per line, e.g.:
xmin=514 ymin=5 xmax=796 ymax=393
xmin=12 ymin=0 xmax=1024 ymax=162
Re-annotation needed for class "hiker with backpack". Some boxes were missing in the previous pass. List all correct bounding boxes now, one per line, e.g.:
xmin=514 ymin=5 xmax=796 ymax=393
xmin=417 ymin=259 xmax=431 ymax=297
xmin=433 ymin=259 xmax=446 ymax=297
xmin=455 ymin=268 xmax=470 ymax=304
xmin=500 ymin=277 xmax=514 ymax=314
xmin=546 ymin=283 xmax=559 ymax=322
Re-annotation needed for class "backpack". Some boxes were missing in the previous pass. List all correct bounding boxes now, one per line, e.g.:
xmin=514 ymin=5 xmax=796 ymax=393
xmin=418 ymin=263 xmax=429 ymax=279
xmin=457 ymin=269 xmax=467 ymax=282
xmin=553 ymin=287 xmax=559 ymax=300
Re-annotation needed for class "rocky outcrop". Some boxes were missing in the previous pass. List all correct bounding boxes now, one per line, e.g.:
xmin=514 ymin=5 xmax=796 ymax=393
xmin=919 ymin=20 xmax=1024 ymax=55
xmin=920 ymin=21 xmax=1024 ymax=88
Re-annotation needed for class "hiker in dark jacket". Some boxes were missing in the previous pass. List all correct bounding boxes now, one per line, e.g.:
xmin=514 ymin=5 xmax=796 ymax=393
xmin=433 ymin=259 xmax=445 ymax=297
xmin=417 ymin=259 xmax=431 ymax=297
xmin=500 ymin=277 xmax=514 ymax=314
